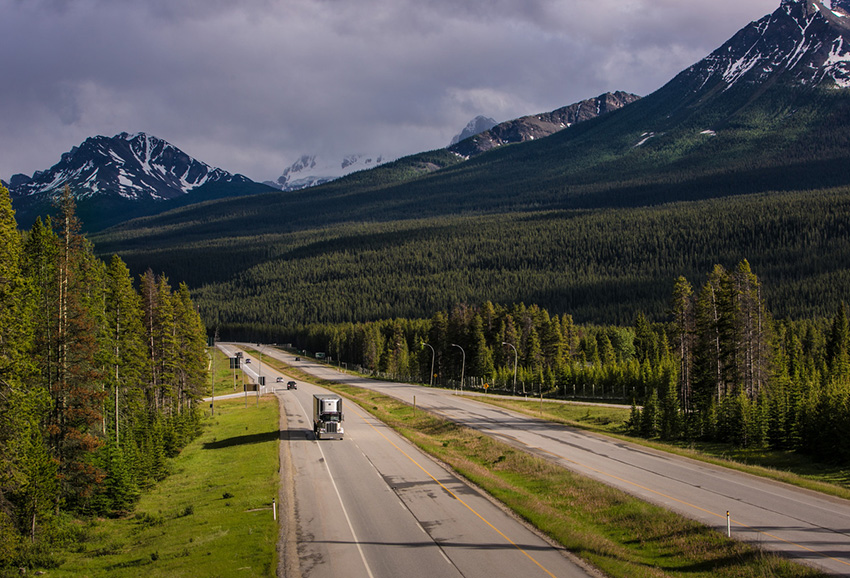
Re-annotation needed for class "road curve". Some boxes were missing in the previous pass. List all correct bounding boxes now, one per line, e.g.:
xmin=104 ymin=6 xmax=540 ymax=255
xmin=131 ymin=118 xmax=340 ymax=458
xmin=224 ymin=345 xmax=595 ymax=578
xmin=252 ymin=346 xmax=850 ymax=577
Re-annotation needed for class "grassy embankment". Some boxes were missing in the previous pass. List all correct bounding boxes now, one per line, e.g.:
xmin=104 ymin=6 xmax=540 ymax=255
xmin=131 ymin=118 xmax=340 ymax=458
xmin=49 ymin=397 xmax=279 ymax=577
xmin=262 ymin=355 xmax=827 ymax=578
xmin=472 ymin=395 xmax=850 ymax=500
xmin=209 ymin=346 xmax=247 ymax=397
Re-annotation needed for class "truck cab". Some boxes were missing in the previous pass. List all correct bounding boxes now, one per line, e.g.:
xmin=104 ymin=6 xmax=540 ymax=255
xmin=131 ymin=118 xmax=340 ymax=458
xmin=313 ymin=394 xmax=344 ymax=440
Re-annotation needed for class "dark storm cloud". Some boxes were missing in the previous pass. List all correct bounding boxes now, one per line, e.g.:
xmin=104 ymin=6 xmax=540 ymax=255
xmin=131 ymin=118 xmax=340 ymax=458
xmin=1 ymin=0 xmax=779 ymax=182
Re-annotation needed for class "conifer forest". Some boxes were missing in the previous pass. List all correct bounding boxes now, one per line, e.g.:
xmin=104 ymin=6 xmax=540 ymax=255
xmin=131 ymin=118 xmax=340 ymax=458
xmin=0 ymin=184 xmax=208 ymax=567
xmin=289 ymin=259 xmax=850 ymax=464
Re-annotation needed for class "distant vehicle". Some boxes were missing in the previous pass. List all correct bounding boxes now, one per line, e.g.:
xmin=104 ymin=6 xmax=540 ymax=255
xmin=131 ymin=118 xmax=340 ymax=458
xmin=287 ymin=381 xmax=297 ymax=390
xmin=276 ymin=377 xmax=283 ymax=383
xmin=294 ymin=357 xmax=301 ymax=361
xmin=313 ymin=394 xmax=343 ymax=439
xmin=245 ymin=358 xmax=251 ymax=364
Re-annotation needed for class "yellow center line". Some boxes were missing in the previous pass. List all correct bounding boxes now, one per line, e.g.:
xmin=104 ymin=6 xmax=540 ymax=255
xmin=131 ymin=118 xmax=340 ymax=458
xmin=348 ymin=405 xmax=560 ymax=578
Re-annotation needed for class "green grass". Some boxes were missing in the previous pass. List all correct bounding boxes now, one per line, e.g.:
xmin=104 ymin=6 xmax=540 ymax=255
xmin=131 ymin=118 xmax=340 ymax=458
xmin=208 ymin=346 xmax=245 ymax=397
xmin=49 ymin=397 xmax=280 ymax=577
xmin=258 ymin=355 xmax=827 ymax=578
xmin=474 ymin=395 xmax=850 ymax=500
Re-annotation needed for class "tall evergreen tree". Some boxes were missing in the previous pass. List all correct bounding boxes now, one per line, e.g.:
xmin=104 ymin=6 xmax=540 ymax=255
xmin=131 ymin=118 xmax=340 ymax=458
xmin=50 ymin=187 xmax=105 ymax=510
xmin=671 ymin=276 xmax=694 ymax=412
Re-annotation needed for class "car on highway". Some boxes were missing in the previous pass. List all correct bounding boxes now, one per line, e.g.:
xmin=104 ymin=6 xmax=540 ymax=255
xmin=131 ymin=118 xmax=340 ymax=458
xmin=245 ymin=358 xmax=251 ymax=364
xmin=276 ymin=377 xmax=283 ymax=383
xmin=294 ymin=357 xmax=300 ymax=362
xmin=287 ymin=381 xmax=297 ymax=390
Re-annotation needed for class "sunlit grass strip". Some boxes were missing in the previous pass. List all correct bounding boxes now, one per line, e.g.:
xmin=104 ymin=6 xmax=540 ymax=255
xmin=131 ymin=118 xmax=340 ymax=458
xmin=50 ymin=398 xmax=279 ymax=577
xmin=262 ymin=356 xmax=825 ymax=578
xmin=476 ymin=395 xmax=850 ymax=500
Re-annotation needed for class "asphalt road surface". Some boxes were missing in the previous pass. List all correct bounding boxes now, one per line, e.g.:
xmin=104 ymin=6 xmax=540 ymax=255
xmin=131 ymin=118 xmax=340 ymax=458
xmin=220 ymin=345 xmax=596 ymax=578
xmin=247 ymin=345 xmax=850 ymax=577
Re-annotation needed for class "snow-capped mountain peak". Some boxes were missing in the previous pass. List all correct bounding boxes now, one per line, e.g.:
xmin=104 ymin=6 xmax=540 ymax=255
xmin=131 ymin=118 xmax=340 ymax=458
xmin=9 ymin=132 xmax=252 ymax=201
xmin=266 ymin=153 xmax=388 ymax=191
xmin=450 ymin=116 xmax=498 ymax=146
xmin=678 ymin=0 xmax=850 ymax=94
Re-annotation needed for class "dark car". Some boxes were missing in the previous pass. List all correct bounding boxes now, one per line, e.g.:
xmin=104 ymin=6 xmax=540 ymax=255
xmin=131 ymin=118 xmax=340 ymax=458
xmin=287 ymin=381 xmax=297 ymax=390
xmin=294 ymin=357 xmax=301 ymax=362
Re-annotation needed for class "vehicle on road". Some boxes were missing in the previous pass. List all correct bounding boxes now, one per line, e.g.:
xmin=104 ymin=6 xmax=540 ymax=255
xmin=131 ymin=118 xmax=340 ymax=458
xmin=287 ymin=381 xmax=297 ymax=390
xmin=294 ymin=357 xmax=301 ymax=361
xmin=245 ymin=358 xmax=251 ymax=364
xmin=313 ymin=394 xmax=343 ymax=439
xmin=276 ymin=377 xmax=283 ymax=383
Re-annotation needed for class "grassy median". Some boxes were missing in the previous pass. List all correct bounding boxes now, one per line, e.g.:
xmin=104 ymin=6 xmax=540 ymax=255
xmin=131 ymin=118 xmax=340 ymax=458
xmin=475 ymin=395 xmax=850 ymax=500
xmin=264 ymin=356 xmax=826 ymax=578
xmin=49 ymin=397 xmax=279 ymax=577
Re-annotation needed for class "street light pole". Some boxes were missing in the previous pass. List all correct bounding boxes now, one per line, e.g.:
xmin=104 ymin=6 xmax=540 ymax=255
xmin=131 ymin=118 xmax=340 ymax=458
xmin=257 ymin=344 xmax=265 ymax=406
xmin=451 ymin=343 xmax=465 ymax=394
xmin=502 ymin=342 xmax=518 ymax=396
xmin=210 ymin=328 xmax=218 ymax=417
xmin=422 ymin=342 xmax=435 ymax=387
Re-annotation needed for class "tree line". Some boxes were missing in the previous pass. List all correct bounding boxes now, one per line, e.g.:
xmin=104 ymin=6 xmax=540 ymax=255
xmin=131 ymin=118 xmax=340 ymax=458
xmin=288 ymin=260 xmax=850 ymax=464
xmin=0 ymin=185 xmax=208 ymax=569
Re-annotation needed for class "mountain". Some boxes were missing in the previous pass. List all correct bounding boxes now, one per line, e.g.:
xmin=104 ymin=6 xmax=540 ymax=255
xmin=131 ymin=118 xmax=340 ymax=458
xmin=448 ymin=92 xmax=640 ymax=159
xmin=11 ymin=132 xmax=254 ymax=201
xmin=264 ymin=94 xmax=636 ymax=193
xmin=264 ymin=153 xmax=390 ymax=191
xmin=93 ymin=0 xmax=850 ymax=332
xmin=678 ymin=0 xmax=850 ymax=94
xmin=449 ymin=116 xmax=498 ymax=146
xmin=9 ymin=132 xmax=273 ymax=230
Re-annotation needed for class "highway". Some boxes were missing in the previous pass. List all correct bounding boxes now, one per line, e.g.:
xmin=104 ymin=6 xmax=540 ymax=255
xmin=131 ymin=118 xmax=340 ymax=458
xmin=245 ymin=345 xmax=850 ymax=577
xmin=219 ymin=344 xmax=596 ymax=578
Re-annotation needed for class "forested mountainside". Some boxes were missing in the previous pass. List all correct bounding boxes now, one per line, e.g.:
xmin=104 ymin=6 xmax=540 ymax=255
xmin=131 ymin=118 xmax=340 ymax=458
xmin=93 ymin=0 xmax=850 ymax=333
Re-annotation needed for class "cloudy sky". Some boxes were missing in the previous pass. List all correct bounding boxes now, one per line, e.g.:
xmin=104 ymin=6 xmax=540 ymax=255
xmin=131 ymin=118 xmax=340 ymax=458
xmin=1 ymin=0 xmax=779 ymax=183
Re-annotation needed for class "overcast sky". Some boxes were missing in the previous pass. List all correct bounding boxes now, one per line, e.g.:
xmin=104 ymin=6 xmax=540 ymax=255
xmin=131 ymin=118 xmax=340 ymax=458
xmin=1 ymin=0 xmax=779 ymax=183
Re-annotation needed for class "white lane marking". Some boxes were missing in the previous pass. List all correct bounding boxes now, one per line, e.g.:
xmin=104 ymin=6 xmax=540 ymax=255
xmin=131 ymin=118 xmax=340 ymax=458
xmin=291 ymin=394 xmax=376 ymax=578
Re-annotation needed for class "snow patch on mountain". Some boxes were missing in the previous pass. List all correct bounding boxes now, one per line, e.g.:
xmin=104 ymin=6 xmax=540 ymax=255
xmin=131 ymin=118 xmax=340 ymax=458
xmin=9 ymin=132 xmax=252 ymax=202
xmin=266 ymin=153 xmax=389 ymax=191
xmin=683 ymin=0 xmax=850 ymax=93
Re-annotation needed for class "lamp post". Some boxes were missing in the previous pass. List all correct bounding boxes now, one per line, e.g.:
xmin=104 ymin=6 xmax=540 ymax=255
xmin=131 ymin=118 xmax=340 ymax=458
xmin=451 ymin=343 xmax=465 ymax=394
xmin=257 ymin=344 xmax=265 ymax=406
xmin=421 ymin=342 xmax=435 ymax=387
xmin=502 ymin=342 xmax=518 ymax=396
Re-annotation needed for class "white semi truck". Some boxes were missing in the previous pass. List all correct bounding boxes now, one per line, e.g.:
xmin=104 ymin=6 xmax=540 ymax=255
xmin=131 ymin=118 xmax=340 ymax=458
xmin=313 ymin=394 xmax=344 ymax=440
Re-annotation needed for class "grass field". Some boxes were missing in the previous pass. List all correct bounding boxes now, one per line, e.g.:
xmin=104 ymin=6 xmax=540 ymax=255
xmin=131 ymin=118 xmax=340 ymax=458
xmin=49 ymin=397 xmax=280 ymax=578
xmin=209 ymin=346 xmax=247 ymax=397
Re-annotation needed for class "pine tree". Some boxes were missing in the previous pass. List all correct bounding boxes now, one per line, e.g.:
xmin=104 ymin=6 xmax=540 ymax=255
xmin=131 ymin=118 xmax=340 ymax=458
xmin=469 ymin=314 xmax=494 ymax=379
xmin=671 ymin=276 xmax=694 ymax=412
xmin=103 ymin=256 xmax=147 ymax=446
xmin=173 ymin=283 xmax=207 ymax=414
xmin=0 ymin=184 xmax=55 ymax=544
xmin=826 ymin=303 xmax=850 ymax=379
xmin=50 ymin=188 xmax=105 ymax=511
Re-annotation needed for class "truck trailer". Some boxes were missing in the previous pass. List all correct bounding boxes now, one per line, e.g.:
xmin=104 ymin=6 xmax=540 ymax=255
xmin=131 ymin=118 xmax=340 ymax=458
xmin=313 ymin=394 xmax=344 ymax=440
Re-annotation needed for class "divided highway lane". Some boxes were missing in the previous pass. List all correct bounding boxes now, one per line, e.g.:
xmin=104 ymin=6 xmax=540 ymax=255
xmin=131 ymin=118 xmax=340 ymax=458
xmin=223 ymin=345 xmax=594 ymax=578
xmin=256 ymin=347 xmax=850 ymax=577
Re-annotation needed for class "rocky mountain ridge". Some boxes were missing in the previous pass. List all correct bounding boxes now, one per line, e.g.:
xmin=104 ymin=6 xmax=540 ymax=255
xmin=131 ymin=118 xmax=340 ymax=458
xmin=8 ymin=132 xmax=253 ymax=202
xmin=447 ymin=92 xmax=641 ymax=159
